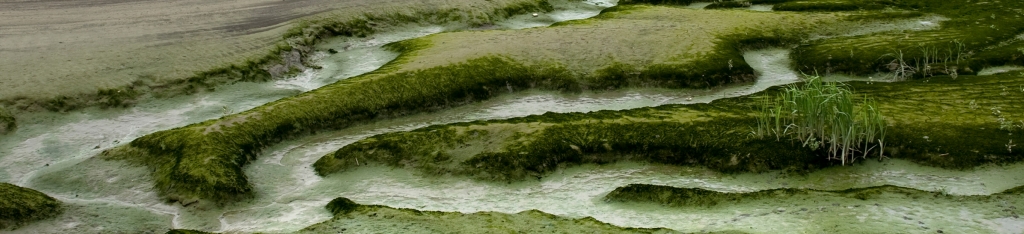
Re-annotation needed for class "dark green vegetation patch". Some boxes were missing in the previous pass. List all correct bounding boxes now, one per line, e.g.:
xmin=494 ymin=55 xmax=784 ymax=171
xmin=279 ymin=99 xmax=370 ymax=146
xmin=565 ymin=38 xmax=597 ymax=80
xmin=315 ymin=109 xmax=826 ymax=181
xmin=317 ymin=73 xmax=1024 ymax=180
xmin=706 ymin=1 xmax=754 ymax=9
xmin=302 ymin=197 xmax=703 ymax=234
xmin=792 ymin=0 xmax=1024 ymax=79
xmin=604 ymin=184 xmax=1024 ymax=207
xmin=0 ymin=183 xmax=62 ymax=230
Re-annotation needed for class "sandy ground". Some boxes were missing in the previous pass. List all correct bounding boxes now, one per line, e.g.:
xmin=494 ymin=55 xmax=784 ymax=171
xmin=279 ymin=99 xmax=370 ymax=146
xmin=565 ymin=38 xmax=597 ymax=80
xmin=0 ymin=0 xmax=541 ymax=102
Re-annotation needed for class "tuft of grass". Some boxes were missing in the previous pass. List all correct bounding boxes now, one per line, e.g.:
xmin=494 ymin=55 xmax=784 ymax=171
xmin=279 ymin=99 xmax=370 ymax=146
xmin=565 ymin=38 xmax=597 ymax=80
xmin=752 ymin=76 xmax=887 ymax=165
xmin=0 ymin=183 xmax=62 ymax=230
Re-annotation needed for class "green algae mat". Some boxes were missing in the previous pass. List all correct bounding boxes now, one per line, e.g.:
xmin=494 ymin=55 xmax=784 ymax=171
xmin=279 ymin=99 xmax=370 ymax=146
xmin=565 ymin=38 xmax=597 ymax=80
xmin=605 ymin=184 xmax=1023 ymax=233
xmin=0 ymin=183 xmax=61 ymax=230
xmin=314 ymin=73 xmax=1024 ymax=180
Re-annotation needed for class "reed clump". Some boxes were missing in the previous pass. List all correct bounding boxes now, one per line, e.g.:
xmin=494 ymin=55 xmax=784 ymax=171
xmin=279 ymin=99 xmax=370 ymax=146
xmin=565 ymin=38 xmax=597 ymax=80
xmin=753 ymin=75 xmax=888 ymax=163
xmin=752 ymin=76 xmax=886 ymax=165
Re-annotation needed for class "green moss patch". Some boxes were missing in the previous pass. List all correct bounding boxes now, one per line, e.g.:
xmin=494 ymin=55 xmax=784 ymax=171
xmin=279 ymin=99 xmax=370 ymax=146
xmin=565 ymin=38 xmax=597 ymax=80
xmin=792 ymin=0 xmax=1024 ymax=79
xmin=859 ymin=75 xmax=1024 ymax=168
xmin=302 ymin=197 xmax=701 ymax=234
xmin=970 ymin=37 xmax=1024 ymax=70
xmin=315 ymin=111 xmax=826 ymax=180
xmin=618 ymin=0 xmax=710 ymax=5
xmin=0 ymin=183 xmax=61 ymax=230
xmin=706 ymin=1 xmax=754 ymax=9
xmin=775 ymin=2 xmax=859 ymax=12
xmin=317 ymin=73 xmax=1024 ymax=181
xmin=604 ymin=183 xmax=1024 ymax=207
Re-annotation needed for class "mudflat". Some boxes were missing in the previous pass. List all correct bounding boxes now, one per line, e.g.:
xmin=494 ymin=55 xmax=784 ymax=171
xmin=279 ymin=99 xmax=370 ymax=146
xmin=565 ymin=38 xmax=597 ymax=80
xmin=0 ymin=0 xmax=539 ymax=103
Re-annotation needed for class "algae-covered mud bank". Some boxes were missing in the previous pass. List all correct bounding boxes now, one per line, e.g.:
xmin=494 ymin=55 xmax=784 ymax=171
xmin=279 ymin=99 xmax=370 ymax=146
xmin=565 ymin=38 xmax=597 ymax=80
xmin=316 ymin=73 xmax=1024 ymax=179
xmin=299 ymin=197 xmax=682 ymax=233
xmin=790 ymin=0 xmax=1024 ymax=79
xmin=605 ymin=184 xmax=1024 ymax=233
xmin=0 ymin=183 xmax=61 ymax=230
xmin=4 ymin=0 xmax=1024 ymax=233
xmin=168 ymin=197 xmax=691 ymax=234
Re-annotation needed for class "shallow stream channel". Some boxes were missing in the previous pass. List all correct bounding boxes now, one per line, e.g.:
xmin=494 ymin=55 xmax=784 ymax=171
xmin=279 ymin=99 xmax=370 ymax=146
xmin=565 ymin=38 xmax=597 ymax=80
xmin=2 ymin=0 xmax=1022 ymax=233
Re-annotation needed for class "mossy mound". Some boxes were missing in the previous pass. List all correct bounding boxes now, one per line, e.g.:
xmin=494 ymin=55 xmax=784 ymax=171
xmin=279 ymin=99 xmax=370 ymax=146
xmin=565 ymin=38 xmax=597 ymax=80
xmin=862 ymin=74 xmax=1024 ymax=168
xmin=301 ymin=197 xmax=713 ymax=234
xmin=618 ymin=0 xmax=711 ymax=5
xmin=604 ymin=183 xmax=1023 ymax=232
xmin=605 ymin=184 xmax=1024 ymax=207
xmin=792 ymin=0 xmax=1024 ymax=79
xmin=168 ymin=197 xmax=713 ymax=234
xmin=772 ymin=0 xmax=893 ymax=12
xmin=0 ymin=183 xmax=62 ymax=230
xmin=706 ymin=1 xmax=754 ymax=9
xmin=315 ymin=107 xmax=827 ymax=181
xmin=617 ymin=0 xmax=754 ymax=9
xmin=121 ymin=5 xmax=844 ymax=201
xmin=325 ymin=197 xmax=361 ymax=215
xmin=166 ymin=230 xmax=214 ymax=234
xmin=317 ymin=73 xmax=1024 ymax=180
